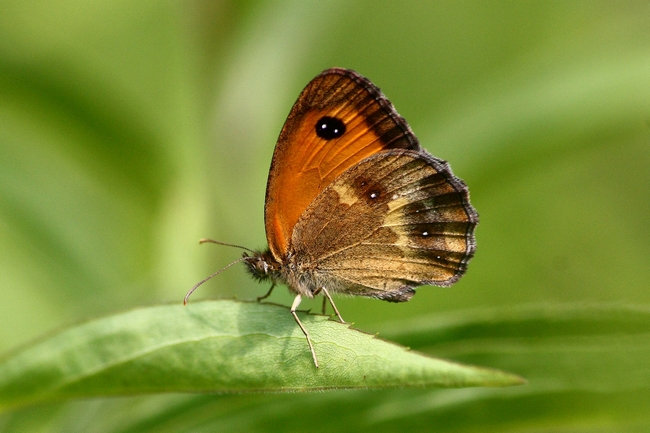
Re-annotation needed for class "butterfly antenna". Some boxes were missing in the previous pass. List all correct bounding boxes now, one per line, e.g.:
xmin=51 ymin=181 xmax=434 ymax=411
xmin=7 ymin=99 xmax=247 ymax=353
xmin=183 ymin=256 xmax=248 ymax=305
xmin=199 ymin=238 xmax=256 ymax=253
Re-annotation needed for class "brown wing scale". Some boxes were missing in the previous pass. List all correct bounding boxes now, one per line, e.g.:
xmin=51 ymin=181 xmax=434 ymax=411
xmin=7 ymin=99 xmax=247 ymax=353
xmin=289 ymin=149 xmax=478 ymax=302
xmin=264 ymin=68 xmax=421 ymax=260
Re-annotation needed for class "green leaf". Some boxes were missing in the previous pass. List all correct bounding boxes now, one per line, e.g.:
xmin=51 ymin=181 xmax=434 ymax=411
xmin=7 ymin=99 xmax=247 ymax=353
xmin=0 ymin=300 xmax=522 ymax=411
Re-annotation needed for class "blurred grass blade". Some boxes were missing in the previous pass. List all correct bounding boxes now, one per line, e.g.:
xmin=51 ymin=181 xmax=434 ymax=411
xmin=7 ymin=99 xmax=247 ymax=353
xmin=379 ymin=303 xmax=650 ymax=393
xmin=0 ymin=300 xmax=523 ymax=411
xmin=379 ymin=303 xmax=650 ymax=346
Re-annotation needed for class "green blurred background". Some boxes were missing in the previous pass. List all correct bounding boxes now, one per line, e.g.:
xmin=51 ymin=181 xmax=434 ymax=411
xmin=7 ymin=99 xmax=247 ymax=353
xmin=1 ymin=1 xmax=649 ymax=431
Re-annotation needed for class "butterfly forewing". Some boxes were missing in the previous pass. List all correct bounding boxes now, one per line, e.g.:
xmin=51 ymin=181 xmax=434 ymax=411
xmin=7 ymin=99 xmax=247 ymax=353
xmin=290 ymin=150 xmax=478 ymax=301
xmin=265 ymin=68 xmax=421 ymax=260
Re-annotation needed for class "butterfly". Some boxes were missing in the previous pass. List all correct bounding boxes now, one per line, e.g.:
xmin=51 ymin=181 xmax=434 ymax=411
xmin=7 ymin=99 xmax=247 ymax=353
xmin=186 ymin=68 xmax=478 ymax=368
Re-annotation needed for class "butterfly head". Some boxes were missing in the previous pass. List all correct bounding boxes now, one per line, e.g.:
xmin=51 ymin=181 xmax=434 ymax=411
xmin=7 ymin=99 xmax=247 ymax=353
xmin=243 ymin=249 xmax=281 ymax=282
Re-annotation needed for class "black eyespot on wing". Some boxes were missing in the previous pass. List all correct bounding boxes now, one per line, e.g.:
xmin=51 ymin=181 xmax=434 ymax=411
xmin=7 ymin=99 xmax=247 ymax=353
xmin=315 ymin=116 xmax=346 ymax=140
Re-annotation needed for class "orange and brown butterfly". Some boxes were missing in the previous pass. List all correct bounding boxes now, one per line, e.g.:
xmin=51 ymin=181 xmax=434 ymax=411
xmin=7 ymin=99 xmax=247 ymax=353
xmin=186 ymin=68 xmax=478 ymax=368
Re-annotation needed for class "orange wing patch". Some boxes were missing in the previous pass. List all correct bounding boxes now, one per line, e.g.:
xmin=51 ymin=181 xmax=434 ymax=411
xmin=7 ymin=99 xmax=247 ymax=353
xmin=264 ymin=69 xmax=420 ymax=260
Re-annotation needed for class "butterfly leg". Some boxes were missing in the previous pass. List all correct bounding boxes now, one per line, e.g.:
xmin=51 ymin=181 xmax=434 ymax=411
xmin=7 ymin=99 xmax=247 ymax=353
xmin=290 ymin=294 xmax=319 ymax=368
xmin=256 ymin=282 xmax=276 ymax=302
xmin=314 ymin=287 xmax=345 ymax=324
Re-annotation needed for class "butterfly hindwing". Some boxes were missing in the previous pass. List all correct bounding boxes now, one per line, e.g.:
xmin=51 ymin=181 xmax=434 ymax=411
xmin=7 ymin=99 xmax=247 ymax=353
xmin=290 ymin=149 xmax=478 ymax=301
xmin=265 ymin=68 xmax=421 ymax=260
